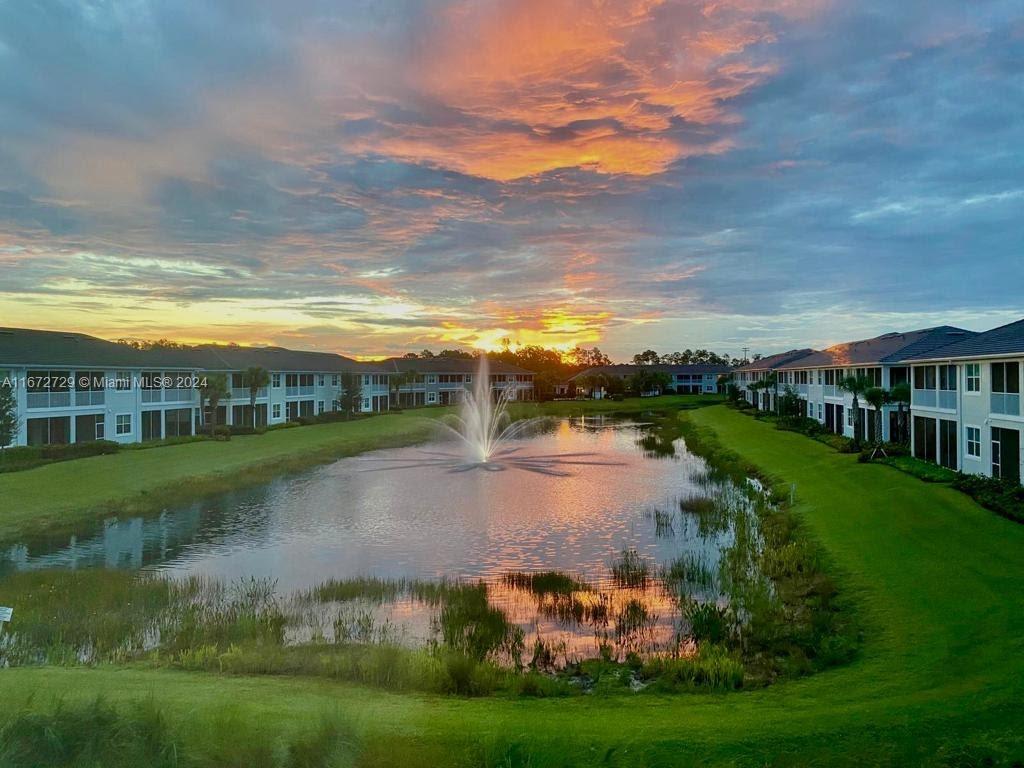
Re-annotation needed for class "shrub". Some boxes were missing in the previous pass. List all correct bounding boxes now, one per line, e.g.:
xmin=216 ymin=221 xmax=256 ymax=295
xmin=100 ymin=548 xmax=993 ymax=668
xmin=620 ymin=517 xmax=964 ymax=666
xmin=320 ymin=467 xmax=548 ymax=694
xmin=952 ymin=473 xmax=1024 ymax=524
xmin=40 ymin=440 xmax=120 ymax=460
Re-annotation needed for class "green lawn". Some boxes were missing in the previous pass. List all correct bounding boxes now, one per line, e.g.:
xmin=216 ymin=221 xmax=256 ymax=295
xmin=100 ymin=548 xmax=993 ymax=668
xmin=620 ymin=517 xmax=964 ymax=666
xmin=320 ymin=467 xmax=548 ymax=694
xmin=1 ymin=403 xmax=1022 ymax=766
xmin=0 ymin=394 xmax=716 ymax=540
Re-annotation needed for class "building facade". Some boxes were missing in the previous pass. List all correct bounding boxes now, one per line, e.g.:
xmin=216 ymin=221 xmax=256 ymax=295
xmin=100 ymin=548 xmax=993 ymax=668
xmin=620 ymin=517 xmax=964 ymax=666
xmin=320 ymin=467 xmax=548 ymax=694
xmin=562 ymin=364 xmax=730 ymax=398
xmin=384 ymin=357 xmax=534 ymax=407
xmin=902 ymin=319 xmax=1024 ymax=484
xmin=1 ymin=329 xmax=417 ymax=447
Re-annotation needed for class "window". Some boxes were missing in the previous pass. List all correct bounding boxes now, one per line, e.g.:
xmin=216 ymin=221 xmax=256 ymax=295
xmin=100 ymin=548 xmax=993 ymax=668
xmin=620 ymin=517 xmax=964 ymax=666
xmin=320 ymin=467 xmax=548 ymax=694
xmin=991 ymin=362 xmax=1020 ymax=394
xmin=272 ymin=403 xmax=281 ymax=419
xmin=966 ymin=426 xmax=981 ymax=458
xmin=427 ymin=392 xmax=437 ymax=404
xmin=332 ymin=375 xmax=338 ymax=386
xmin=817 ymin=403 xmax=822 ymax=421
xmin=318 ymin=375 xmax=325 ymax=387
xmin=272 ymin=374 xmax=281 ymax=388
xmin=362 ymin=398 xmax=370 ymax=411
xmin=116 ymin=414 xmax=132 ymax=435
xmin=847 ymin=407 xmax=854 ymax=427
xmin=965 ymin=364 xmax=980 ymax=393
xmin=913 ymin=366 xmax=936 ymax=390
xmin=116 ymin=371 xmax=132 ymax=391
xmin=362 ymin=375 xmax=370 ymax=386
xmin=317 ymin=400 xmax=325 ymax=414
xmin=807 ymin=401 xmax=814 ymax=418
xmin=939 ymin=365 xmax=957 ymax=391
xmin=427 ymin=375 xmax=437 ymax=384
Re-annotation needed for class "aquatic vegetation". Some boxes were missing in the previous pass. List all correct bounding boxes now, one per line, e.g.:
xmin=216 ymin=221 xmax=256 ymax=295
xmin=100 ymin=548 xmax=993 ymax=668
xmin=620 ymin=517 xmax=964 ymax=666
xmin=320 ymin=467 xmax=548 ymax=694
xmin=610 ymin=548 xmax=651 ymax=588
xmin=502 ymin=571 xmax=588 ymax=596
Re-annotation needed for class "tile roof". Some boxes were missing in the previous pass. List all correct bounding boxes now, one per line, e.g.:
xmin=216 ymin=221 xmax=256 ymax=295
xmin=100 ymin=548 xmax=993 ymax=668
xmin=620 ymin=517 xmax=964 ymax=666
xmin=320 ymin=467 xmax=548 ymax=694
xmin=899 ymin=318 xmax=1024 ymax=361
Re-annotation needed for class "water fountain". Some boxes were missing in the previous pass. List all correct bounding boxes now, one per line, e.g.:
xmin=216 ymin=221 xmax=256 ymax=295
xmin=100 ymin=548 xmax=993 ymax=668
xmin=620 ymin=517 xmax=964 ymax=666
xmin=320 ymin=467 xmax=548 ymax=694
xmin=363 ymin=355 xmax=621 ymax=475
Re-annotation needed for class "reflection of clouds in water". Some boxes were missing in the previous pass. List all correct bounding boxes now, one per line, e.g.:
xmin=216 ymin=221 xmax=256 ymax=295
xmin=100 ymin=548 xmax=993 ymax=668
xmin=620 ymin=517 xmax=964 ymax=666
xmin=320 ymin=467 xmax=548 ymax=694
xmin=357 ymin=446 xmax=624 ymax=477
xmin=0 ymin=419 xmax=752 ymax=661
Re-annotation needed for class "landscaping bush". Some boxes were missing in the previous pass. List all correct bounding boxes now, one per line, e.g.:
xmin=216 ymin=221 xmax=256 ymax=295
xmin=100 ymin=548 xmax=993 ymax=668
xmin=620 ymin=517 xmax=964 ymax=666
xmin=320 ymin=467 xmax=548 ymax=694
xmin=776 ymin=416 xmax=823 ymax=437
xmin=40 ymin=440 xmax=120 ymax=460
xmin=952 ymin=474 xmax=1024 ymax=524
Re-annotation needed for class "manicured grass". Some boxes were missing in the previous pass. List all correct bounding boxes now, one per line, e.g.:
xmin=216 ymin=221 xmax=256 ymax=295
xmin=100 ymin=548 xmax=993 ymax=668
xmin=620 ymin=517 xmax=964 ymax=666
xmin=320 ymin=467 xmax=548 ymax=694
xmin=2 ymin=403 xmax=1022 ymax=765
xmin=0 ymin=394 xmax=716 ymax=541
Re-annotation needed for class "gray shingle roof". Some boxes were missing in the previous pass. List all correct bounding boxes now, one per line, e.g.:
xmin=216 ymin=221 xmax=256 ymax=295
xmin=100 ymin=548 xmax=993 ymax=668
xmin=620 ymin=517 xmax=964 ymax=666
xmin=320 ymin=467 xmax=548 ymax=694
xmin=733 ymin=349 xmax=815 ymax=373
xmin=386 ymin=357 xmax=534 ymax=375
xmin=0 ymin=327 xmax=147 ymax=368
xmin=0 ymin=327 xmax=384 ymax=373
xmin=899 ymin=318 xmax=1024 ymax=361
xmin=774 ymin=326 xmax=975 ymax=369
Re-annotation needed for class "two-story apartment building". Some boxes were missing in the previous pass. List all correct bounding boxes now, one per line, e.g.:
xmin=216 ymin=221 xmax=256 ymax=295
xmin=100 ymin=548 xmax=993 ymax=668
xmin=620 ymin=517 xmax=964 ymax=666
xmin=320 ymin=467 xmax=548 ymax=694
xmin=772 ymin=327 xmax=973 ymax=440
xmin=733 ymin=350 xmax=815 ymax=411
xmin=901 ymin=318 xmax=1024 ymax=483
xmin=563 ymin=364 xmax=730 ymax=398
xmin=384 ymin=357 xmax=535 ymax=407
xmin=0 ymin=328 xmax=392 ymax=447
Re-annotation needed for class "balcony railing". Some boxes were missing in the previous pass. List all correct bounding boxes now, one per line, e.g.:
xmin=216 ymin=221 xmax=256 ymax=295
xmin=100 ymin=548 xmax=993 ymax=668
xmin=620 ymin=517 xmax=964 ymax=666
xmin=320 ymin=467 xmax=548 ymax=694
xmin=991 ymin=393 xmax=1021 ymax=416
xmin=74 ymin=390 xmax=105 ymax=406
xmin=823 ymin=385 xmax=838 ymax=398
xmin=26 ymin=392 xmax=71 ymax=409
xmin=285 ymin=386 xmax=315 ymax=397
xmin=912 ymin=388 xmax=936 ymax=407
xmin=141 ymin=389 xmax=163 ymax=403
xmin=797 ymin=384 xmax=808 ymax=395
xmin=938 ymin=390 xmax=957 ymax=410
xmin=231 ymin=387 xmax=267 ymax=400
xmin=165 ymin=388 xmax=196 ymax=403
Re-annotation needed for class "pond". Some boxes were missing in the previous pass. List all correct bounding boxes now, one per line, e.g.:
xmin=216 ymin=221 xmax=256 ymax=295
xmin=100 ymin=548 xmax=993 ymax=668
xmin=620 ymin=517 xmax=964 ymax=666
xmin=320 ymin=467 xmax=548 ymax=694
xmin=2 ymin=415 xmax=764 ymax=665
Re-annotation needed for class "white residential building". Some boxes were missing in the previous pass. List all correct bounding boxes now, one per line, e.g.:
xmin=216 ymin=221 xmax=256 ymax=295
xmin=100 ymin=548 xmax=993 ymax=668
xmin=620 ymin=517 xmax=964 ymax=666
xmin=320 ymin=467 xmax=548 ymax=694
xmin=772 ymin=327 xmax=973 ymax=441
xmin=0 ymin=328 xmax=394 ymax=447
xmin=901 ymin=318 xmax=1024 ymax=484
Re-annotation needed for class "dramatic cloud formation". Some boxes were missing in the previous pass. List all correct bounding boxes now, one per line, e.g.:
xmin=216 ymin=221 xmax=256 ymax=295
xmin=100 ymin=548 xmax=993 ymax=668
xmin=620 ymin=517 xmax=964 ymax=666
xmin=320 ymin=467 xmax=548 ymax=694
xmin=0 ymin=0 xmax=1021 ymax=358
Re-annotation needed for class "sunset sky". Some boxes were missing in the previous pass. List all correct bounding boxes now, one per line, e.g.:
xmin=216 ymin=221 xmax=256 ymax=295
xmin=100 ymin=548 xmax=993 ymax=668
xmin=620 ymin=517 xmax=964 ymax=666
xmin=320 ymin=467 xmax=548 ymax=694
xmin=1 ymin=0 xmax=1022 ymax=360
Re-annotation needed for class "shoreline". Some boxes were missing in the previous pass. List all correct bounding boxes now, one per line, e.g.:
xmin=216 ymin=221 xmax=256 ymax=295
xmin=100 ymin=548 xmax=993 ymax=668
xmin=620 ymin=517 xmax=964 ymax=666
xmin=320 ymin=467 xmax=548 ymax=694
xmin=0 ymin=395 xmax=721 ymax=544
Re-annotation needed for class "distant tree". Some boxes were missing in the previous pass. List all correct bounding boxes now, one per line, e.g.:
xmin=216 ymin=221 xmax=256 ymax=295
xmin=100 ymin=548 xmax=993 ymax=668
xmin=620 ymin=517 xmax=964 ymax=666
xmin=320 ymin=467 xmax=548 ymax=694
xmin=604 ymin=376 xmax=626 ymax=397
xmin=532 ymin=371 xmax=562 ymax=402
xmin=337 ymin=371 xmax=363 ymax=418
xmin=889 ymin=381 xmax=912 ymax=445
xmin=419 ymin=349 xmax=435 ymax=359
xmin=839 ymin=374 xmax=873 ymax=449
xmin=864 ymin=386 xmax=889 ymax=457
xmin=632 ymin=349 xmax=661 ymax=366
xmin=567 ymin=347 xmax=611 ymax=369
xmin=244 ymin=366 xmax=270 ymax=428
xmin=390 ymin=369 xmax=419 ymax=407
xmin=402 ymin=352 xmax=419 ymax=359
xmin=628 ymin=368 xmax=671 ymax=395
xmin=199 ymin=373 xmax=229 ymax=431
xmin=437 ymin=349 xmax=475 ymax=359
xmin=0 ymin=373 xmax=18 ymax=457
xmin=115 ymin=337 xmax=188 ymax=350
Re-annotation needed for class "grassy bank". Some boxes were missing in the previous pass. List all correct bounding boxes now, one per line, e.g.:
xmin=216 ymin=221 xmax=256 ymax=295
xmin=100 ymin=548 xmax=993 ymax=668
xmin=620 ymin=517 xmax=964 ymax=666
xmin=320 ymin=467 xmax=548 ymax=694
xmin=1 ymin=404 xmax=1022 ymax=766
xmin=0 ymin=394 xmax=717 ymax=541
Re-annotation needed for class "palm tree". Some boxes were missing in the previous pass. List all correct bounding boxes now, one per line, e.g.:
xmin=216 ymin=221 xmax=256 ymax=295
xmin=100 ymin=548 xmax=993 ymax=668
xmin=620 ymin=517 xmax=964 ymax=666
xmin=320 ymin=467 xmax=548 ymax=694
xmin=244 ymin=366 xmax=270 ymax=428
xmin=199 ymin=373 xmax=229 ymax=432
xmin=864 ymin=386 xmax=889 ymax=458
xmin=889 ymin=381 xmax=912 ymax=446
xmin=839 ymin=374 xmax=873 ymax=448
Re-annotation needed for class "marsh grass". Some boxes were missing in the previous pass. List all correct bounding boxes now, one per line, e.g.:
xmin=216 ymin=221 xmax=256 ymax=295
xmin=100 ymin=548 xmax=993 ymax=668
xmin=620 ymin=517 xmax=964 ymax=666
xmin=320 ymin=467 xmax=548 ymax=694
xmin=502 ymin=571 xmax=588 ymax=596
xmin=610 ymin=548 xmax=651 ymax=588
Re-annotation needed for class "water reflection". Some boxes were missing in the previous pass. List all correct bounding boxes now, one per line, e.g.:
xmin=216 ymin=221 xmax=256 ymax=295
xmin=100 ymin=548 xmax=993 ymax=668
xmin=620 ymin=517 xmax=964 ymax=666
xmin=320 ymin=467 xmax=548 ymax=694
xmin=1 ymin=418 xmax=748 ymax=662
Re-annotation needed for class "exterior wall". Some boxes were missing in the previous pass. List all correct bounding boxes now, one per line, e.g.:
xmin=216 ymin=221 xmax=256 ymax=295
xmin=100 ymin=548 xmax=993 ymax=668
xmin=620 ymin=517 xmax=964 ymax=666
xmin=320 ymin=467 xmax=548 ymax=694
xmin=910 ymin=357 xmax=1024 ymax=483
xmin=391 ymin=373 xmax=534 ymax=407
xmin=4 ymin=365 xmax=397 ymax=447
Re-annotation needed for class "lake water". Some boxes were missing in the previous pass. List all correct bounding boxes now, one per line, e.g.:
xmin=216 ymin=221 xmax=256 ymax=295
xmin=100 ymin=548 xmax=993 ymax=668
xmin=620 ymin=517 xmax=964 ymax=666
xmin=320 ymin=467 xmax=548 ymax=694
xmin=3 ymin=416 xmax=750 ymax=661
